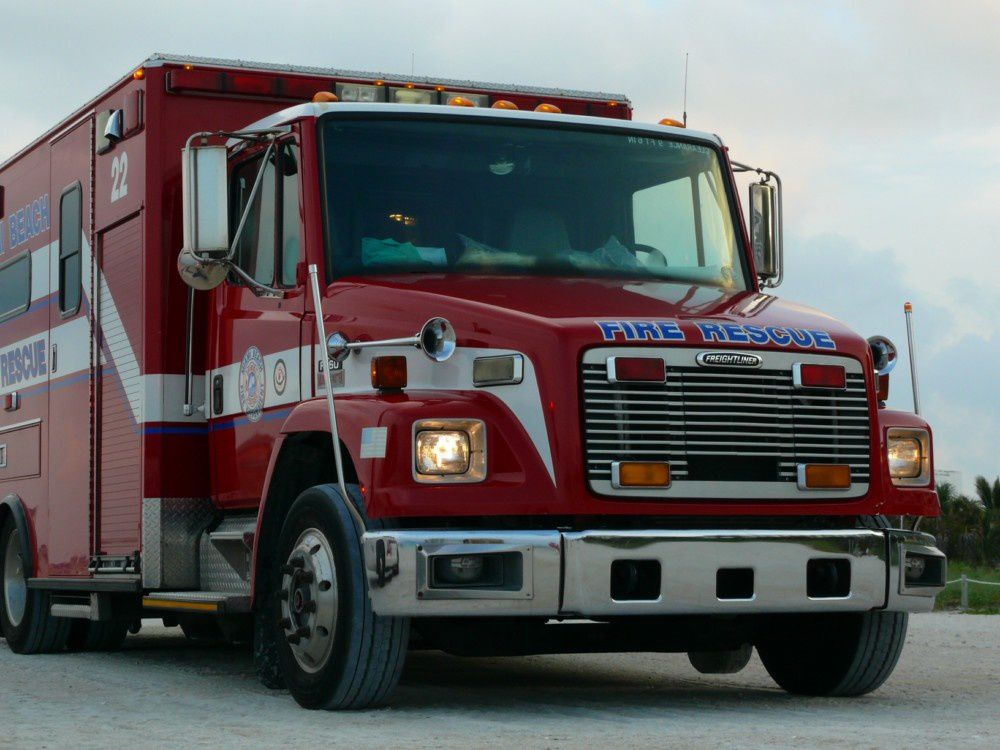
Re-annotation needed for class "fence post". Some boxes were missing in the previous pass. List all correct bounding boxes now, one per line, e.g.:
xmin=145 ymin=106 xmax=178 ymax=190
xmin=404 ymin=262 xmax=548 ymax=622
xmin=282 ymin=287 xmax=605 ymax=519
xmin=960 ymin=574 xmax=969 ymax=611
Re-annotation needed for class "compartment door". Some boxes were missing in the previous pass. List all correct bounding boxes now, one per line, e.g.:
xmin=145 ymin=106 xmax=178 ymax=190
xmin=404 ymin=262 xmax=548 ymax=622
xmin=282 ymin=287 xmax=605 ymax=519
xmin=47 ymin=119 xmax=94 ymax=575
xmin=95 ymin=215 xmax=144 ymax=557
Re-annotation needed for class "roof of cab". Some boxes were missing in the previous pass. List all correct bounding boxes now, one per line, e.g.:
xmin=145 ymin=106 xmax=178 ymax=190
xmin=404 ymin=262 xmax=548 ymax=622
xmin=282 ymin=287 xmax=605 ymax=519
xmin=239 ymin=102 xmax=723 ymax=147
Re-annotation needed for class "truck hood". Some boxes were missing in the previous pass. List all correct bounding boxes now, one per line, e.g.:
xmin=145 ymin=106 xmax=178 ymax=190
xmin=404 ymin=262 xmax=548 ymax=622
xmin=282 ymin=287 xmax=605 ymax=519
xmin=328 ymin=274 xmax=870 ymax=362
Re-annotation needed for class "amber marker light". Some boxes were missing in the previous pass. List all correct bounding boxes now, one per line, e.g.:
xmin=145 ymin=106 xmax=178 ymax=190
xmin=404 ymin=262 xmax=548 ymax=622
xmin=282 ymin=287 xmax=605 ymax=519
xmin=614 ymin=462 xmax=671 ymax=488
xmin=312 ymin=91 xmax=339 ymax=103
xmin=371 ymin=356 xmax=408 ymax=390
xmin=492 ymin=99 xmax=518 ymax=110
xmin=658 ymin=117 xmax=685 ymax=127
xmin=133 ymin=68 xmax=146 ymax=80
xmin=448 ymin=96 xmax=476 ymax=107
xmin=798 ymin=464 xmax=852 ymax=490
xmin=535 ymin=102 xmax=562 ymax=113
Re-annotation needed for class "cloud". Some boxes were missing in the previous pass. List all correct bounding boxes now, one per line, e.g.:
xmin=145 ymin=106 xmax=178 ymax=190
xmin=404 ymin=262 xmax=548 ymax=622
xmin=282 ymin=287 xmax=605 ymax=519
xmin=0 ymin=0 xmax=995 ymax=490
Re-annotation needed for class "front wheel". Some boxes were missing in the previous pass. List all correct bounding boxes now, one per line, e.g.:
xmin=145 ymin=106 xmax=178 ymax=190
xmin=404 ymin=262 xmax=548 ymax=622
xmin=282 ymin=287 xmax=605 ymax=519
xmin=756 ymin=611 xmax=908 ymax=696
xmin=270 ymin=485 xmax=409 ymax=710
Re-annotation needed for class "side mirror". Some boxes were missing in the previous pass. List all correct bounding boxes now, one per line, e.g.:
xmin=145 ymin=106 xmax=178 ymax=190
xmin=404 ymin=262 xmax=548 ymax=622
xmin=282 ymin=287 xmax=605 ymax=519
xmin=178 ymin=143 xmax=229 ymax=290
xmin=749 ymin=180 xmax=782 ymax=287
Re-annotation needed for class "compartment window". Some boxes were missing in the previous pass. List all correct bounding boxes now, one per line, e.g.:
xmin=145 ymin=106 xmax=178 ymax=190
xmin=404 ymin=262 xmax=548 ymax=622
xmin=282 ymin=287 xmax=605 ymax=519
xmin=59 ymin=184 xmax=83 ymax=316
xmin=0 ymin=253 xmax=31 ymax=322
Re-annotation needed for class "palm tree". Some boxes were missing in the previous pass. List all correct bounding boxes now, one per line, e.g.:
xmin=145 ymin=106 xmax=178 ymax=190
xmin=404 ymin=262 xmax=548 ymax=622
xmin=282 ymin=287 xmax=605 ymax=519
xmin=973 ymin=476 xmax=1000 ymax=565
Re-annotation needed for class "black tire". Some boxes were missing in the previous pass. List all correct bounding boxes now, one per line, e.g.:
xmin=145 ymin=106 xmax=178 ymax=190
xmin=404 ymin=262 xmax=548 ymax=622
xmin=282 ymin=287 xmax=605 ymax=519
xmin=0 ymin=517 xmax=71 ymax=654
xmin=269 ymin=485 xmax=409 ymax=710
xmin=66 ymin=619 xmax=129 ymax=652
xmin=757 ymin=610 xmax=908 ymax=696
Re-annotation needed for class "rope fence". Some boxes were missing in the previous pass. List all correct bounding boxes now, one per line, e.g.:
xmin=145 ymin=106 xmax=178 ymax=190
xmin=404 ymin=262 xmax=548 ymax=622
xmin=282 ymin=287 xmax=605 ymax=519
xmin=943 ymin=574 xmax=1000 ymax=610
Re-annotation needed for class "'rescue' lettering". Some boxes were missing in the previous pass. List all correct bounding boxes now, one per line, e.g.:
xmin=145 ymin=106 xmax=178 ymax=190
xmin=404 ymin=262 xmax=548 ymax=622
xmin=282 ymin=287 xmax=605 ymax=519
xmin=597 ymin=319 xmax=836 ymax=349
xmin=697 ymin=321 xmax=835 ymax=349
xmin=0 ymin=338 xmax=47 ymax=386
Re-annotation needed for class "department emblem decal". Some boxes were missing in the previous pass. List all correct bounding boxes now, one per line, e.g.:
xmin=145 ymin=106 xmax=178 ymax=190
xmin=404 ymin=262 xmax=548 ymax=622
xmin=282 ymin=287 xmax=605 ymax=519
xmin=239 ymin=346 xmax=266 ymax=422
xmin=273 ymin=358 xmax=287 ymax=396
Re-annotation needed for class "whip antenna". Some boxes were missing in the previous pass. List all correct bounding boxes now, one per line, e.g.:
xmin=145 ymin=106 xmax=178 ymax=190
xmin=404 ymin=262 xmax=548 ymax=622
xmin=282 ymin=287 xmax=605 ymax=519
xmin=683 ymin=52 xmax=689 ymax=127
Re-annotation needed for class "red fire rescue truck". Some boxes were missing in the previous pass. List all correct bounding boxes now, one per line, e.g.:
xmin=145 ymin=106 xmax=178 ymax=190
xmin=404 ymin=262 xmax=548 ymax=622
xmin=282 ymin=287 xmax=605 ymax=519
xmin=0 ymin=54 xmax=945 ymax=709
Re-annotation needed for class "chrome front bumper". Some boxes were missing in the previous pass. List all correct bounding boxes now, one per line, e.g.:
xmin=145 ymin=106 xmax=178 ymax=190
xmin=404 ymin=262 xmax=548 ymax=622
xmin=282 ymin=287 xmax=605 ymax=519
xmin=363 ymin=528 xmax=945 ymax=617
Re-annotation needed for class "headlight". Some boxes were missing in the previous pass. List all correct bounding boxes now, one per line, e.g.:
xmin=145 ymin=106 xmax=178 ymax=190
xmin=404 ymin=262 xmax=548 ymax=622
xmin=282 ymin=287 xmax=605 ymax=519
xmin=413 ymin=419 xmax=487 ymax=483
xmin=887 ymin=428 xmax=930 ymax=486
xmin=416 ymin=431 xmax=470 ymax=475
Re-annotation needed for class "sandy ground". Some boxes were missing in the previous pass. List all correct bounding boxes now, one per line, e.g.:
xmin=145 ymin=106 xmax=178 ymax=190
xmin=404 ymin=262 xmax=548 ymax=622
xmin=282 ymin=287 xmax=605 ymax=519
xmin=1 ymin=612 xmax=997 ymax=748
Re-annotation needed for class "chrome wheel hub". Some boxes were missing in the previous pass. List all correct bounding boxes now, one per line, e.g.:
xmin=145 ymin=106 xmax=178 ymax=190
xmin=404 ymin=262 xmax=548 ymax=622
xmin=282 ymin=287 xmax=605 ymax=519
xmin=279 ymin=528 xmax=338 ymax=673
xmin=3 ymin=528 xmax=27 ymax=627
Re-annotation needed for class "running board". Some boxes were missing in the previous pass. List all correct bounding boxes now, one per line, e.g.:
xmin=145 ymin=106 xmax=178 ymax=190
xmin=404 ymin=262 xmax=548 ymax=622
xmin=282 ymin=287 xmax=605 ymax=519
xmin=142 ymin=592 xmax=251 ymax=615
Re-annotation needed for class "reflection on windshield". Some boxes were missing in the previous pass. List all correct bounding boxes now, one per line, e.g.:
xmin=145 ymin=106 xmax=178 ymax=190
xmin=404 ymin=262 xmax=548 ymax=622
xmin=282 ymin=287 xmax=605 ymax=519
xmin=322 ymin=118 xmax=745 ymax=290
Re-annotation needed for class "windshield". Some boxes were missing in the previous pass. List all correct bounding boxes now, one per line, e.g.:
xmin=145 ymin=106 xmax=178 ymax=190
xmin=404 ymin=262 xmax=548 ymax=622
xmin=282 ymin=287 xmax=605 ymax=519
xmin=320 ymin=116 xmax=747 ymax=290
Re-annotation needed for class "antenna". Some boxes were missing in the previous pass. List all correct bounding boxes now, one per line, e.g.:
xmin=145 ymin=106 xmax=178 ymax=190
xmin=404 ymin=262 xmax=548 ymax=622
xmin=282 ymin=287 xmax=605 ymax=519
xmin=411 ymin=52 xmax=415 ymax=76
xmin=683 ymin=52 xmax=689 ymax=127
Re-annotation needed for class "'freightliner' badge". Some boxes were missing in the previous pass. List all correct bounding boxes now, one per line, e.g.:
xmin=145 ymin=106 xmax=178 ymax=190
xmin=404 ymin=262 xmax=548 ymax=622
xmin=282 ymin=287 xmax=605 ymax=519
xmin=696 ymin=351 xmax=763 ymax=368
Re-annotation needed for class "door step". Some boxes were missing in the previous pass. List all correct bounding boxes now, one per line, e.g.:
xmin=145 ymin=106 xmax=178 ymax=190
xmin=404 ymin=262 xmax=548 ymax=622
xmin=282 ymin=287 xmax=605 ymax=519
xmin=142 ymin=591 xmax=251 ymax=615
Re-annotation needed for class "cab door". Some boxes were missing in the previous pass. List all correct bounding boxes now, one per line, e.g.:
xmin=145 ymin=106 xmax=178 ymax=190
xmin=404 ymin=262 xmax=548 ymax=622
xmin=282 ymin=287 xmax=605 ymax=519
xmin=47 ymin=118 xmax=94 ymax=575
xmin=207 ymin=138 xmax=305 ymax=508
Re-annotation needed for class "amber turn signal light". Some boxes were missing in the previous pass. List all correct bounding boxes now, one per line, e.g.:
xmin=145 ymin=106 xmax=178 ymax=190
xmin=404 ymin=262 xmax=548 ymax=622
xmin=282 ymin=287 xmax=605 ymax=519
xmin=312 ymin=91 xmax=339 ymax=103
xmin=492 ymin=99 xmax=518 ymax=110
xmin=534 ymin=102 xmax=561 ymax=113
xmin=371 ymin=356 xmax=407 ymax=390
xmin=614 ymin=461 xmax=671 ymax=488
xmin=798 ymin=464 xmax=851 ymax=490
xmin=448 ymin=96 xmax=476 ymax=107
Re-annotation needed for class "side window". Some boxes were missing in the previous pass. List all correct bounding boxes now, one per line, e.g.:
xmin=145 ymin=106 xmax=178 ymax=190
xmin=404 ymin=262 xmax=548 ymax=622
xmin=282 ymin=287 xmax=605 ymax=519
xmin=232 ymin=153 xmax=276 ymax=285
xmin=231 ymin=141 xmax=301 ymax=288
xmin=632 ymin=176 xmax=697 ymax=266
xmin=278 ymin=144 xmax=301 ymax=286
xmin=59 ymin=184 xmax=82 ymax=316
xmin=0 ymin=254 xmax=31 ymax=323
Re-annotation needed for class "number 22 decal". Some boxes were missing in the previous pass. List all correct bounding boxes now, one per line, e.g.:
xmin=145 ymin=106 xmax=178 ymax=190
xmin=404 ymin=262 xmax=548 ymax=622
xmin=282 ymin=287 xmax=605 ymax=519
xmin=111 ymin=152 xmax=129 ymax=203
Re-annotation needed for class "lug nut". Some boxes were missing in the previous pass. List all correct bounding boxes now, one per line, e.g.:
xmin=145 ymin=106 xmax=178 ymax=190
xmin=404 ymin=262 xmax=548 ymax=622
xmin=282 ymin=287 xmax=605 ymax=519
xmin=287 ymin=633 xmax=301 ymax=645
xmin=298 ymin=571 xmax=314 ymax=584
xmin=295 ymin=626 xmax=311 ymax=638
xmin=302 ymin=600 xmax=317 ymax=613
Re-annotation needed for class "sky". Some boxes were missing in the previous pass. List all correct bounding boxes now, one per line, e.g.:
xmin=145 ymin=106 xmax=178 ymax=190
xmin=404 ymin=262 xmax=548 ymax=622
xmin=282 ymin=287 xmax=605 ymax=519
xmin=0 ymin=0 xmax=996 ymax=494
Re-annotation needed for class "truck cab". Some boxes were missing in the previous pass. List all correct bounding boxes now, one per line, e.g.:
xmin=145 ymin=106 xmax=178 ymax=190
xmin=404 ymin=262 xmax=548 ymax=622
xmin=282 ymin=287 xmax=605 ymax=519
xmin=0 ymin=57 xmax=946 ymax=710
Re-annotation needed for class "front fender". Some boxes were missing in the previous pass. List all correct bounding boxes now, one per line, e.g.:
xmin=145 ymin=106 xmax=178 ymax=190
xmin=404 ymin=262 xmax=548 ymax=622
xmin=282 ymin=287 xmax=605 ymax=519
xmin=273 ymin=390 xmax=557 ymax=520
xmin=875 ymin=409 xmax=939 ymax=517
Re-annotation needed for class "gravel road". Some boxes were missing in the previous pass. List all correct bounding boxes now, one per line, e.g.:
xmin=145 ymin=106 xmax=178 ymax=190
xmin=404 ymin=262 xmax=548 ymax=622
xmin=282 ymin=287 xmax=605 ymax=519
xmin=1 ymin=612 xmax=996 ymax=748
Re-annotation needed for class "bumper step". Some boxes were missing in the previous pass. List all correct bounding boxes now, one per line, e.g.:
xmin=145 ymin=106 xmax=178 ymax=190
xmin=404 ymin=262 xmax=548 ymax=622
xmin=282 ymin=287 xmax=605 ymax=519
xmin=142 ymin=591 xmax=250 ymax=615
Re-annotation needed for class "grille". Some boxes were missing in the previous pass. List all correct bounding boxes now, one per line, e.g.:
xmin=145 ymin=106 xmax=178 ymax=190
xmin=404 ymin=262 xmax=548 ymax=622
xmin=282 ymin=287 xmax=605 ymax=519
xmin=582 ymin=356 xmax=871 ymax=490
